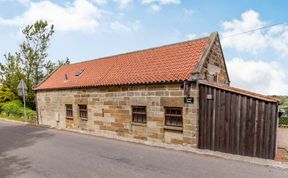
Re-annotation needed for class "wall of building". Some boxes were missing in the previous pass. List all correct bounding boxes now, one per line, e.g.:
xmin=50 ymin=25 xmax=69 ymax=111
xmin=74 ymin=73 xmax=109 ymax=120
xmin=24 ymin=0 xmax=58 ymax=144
xmin=36 ymin=83 xmax=200 ymax=147
xmin=199 ymin=37 xmax=230 ymax=84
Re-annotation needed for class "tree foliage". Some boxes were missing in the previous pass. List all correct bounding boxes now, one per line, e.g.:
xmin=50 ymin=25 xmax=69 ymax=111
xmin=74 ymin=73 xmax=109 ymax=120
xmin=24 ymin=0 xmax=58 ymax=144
xmin=0 ymin=86 xmax=16 ymax=103
xmin=0 ymin=53 xmax=24 ymax=94
xmin=20 ymin=20 xmax=55 ymax=90
xmin=0 ymin=20 xmax=68 ymax=109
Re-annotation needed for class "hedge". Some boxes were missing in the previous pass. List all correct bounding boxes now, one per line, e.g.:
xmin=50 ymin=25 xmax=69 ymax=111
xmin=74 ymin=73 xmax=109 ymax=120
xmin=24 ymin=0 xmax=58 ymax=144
xmin=279 ymin=116 xmax=288 ymax=127
xmin=1 ymin=100 xmax=36 ymax=121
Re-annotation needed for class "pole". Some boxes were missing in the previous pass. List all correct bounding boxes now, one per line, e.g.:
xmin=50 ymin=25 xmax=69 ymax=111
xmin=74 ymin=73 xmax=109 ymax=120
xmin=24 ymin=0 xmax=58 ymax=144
xmin=22 ymin=81 xmax=27 ymax=122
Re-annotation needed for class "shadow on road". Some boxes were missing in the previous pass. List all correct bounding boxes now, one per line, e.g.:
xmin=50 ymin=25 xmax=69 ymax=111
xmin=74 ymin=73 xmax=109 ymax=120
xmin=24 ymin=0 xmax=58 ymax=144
xmin=0 ymin=123 xmax=54 ymax=177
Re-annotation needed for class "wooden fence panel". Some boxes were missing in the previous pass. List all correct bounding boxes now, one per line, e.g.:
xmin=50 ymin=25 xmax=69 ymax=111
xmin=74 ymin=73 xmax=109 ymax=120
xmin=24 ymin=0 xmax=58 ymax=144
xmin=199 ymin=84 xmax=278 ymax=159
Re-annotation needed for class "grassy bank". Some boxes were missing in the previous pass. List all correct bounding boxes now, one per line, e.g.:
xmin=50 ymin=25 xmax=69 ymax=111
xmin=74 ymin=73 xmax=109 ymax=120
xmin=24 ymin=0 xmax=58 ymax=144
xmin=0 ymin=113 xmax=36 ymax=123
xmin=0 ymin=100 xmax=36 ymax=123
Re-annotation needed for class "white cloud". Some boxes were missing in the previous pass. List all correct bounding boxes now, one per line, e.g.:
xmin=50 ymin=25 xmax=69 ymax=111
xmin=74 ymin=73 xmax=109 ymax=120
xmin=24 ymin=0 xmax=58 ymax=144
xmin=114 ymin=0 xmax=133 ymax=8
xmin=150 ymin=4 xmax=161 ymax=12
xmin=0 ymin=0 xmax=144 ymax=34
xmin=221 ymin=10 xmax=288 ymax=56
xmin=142 ymin=0 xmax=180 ymax=5
xmin=183 ymin=8 xmax=194 ymax=17
xmin=0 ymin=0 xmax=104 ymax=32
xmin=142 ymin=0 xmax=180 ymax=12
xmin=227 ymin=58 xmax=288 ymax=95
xmin=111 ymin=21 xmax=130 ymax=32
xmin=110 ymin=20 xmax=141 ymax=32
xmin=18 ymin=0 xmax=30 ymax=5
xmin=92 ymin=0 xmax=108 ymax=5
xmin=186 ymin=33 xmax=196 ymax=40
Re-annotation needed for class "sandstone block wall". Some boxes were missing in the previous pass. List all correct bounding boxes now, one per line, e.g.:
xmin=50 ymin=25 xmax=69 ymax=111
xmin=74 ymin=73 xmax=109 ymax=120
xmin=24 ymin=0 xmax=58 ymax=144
xmin=36 ymin=83 xmax=200 ymax=147
xmin=200 ymin=37 xmax=230 ymax=84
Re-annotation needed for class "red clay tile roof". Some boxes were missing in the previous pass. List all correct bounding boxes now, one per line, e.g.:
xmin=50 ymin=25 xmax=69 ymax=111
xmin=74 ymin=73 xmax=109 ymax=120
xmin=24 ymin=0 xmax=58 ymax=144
xmin=199 ymin=81 xmax=280 ymax=103
xmin=36 ymin=37 xmax=210 ymax=90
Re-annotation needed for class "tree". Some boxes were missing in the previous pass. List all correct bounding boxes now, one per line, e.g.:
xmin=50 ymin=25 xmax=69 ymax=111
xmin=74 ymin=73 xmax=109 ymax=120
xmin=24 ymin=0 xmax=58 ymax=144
xmin=0 ymin=85 xmax=16 ymax=110
xmin=19 ymin=20 xmax=54 ymax=94
xmin=17 ymin=20 xmax=55 ymax=109
xmin=0 ymin=53 xmax=24 ymax=94
xmin=0 ymin=20 xmax=67 ymax=110
xmin=45 ymin=57 xmax=70 ymax=75
xmin=0 ymin=86 xmax=16 ymax=103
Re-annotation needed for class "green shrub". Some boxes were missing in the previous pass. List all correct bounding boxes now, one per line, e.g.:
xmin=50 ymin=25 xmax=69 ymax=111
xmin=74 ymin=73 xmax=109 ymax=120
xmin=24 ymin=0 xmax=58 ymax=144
xmin=26 ymin=108 xmax=36 ymax=120
xmin=1 ymin=100 xmax=23 ymax=116
xmin=0 ymin=86 xmax=16 ymax=110
xmin=0 ymin=86 xmax=16 ymax=103
xmin=279 ymin=116 xmax=288 ymax=126
xmin=1 ymin=100 xmax=36 ymax=121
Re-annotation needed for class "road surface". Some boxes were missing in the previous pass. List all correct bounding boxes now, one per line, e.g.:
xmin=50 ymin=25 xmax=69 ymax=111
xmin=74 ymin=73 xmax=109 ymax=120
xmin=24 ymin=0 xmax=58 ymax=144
xmin=0 ymin=121 xmax=287 ymax=178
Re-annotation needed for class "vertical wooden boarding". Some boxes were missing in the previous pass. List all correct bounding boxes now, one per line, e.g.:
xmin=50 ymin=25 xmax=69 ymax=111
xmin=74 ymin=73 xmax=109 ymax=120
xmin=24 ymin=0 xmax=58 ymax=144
xmin=229 ymin=93 xmax=236 ymax=153
xmin=235 ymin=95 xmax=242 ymax=155
xmin=198 ymin=83 xmax=278 ymax=159
xmin=253 ymin=100 xmax=259 ymax=157
xmin=224 ymin=92 xmax=230 ymax=152
xmin=214 ymin=89 xmax=221 ymax=151
xmin=256 ymin=101 xmax=265 ymax=158
xmin=206 ymin=87 xmax=212 ymax=149
xmin=219 ymin=90 xmax=226 ymax=152
xmin=245 ymin=98 xmax=253 ymax=157
xmin=203 ymin=85 xmax=208 ymax=149
xmin=273 ymin=103 xmax=278 ymax=158
xmin=269 ymin=104 xmax=277 ymax=159
xmin=264 ymin=103 xmax=271 ymax=159
xmin=211 ymin=88 xmax=217 ymax=150
xmin=198 ymin=85 xmax=205 ymax=149
xmin=240 ymin=96 xmax=247 ymax=156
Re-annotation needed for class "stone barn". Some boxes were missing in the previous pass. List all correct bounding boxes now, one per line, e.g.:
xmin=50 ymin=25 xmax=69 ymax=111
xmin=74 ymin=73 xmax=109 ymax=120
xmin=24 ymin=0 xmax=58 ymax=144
xmin=35 ymin=32 xmax=279 ymax=159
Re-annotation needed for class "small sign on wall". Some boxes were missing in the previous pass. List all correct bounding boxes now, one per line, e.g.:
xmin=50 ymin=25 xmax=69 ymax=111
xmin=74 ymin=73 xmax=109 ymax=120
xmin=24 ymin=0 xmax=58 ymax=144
xmin=207 ymin=94 xmax=213 ymax=100
xmin=184 ymin=97 xmax=194 ymax=104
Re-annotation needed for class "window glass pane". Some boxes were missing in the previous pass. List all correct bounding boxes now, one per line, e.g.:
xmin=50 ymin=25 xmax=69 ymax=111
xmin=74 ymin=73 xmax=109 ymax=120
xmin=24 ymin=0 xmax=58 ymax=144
xmin=166 ymin=108 xmax=171 ymax=114
xmin=133 ymin=107 xmax=145 ymax=113
xmin=79 ymin=105 xmax=88 ymax=118
xmin=165 ymin=108 xmax=182 ymax=127
xmin=66 ymin=104 xmax=73 ymax=117
xmin=132 ymin=106 xmax=146 ymax=123
xmin=66 ymin=105 xmax=72 ymax=110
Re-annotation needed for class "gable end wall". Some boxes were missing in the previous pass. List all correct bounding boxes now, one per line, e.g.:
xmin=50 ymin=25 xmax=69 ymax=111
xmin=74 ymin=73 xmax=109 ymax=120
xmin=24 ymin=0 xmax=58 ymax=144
xmin=191 ymin=35 xmax=230 ymax=84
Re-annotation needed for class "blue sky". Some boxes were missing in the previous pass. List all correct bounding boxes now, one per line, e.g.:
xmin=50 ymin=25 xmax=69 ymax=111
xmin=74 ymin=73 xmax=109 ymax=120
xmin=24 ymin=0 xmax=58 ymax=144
xmin=0 ymin=0 xmax=288 ymax=95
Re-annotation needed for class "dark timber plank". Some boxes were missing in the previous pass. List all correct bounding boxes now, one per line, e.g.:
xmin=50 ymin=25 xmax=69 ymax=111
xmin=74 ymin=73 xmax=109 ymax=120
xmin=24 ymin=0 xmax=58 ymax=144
xmin=225 ymin=92 xmax=230 ymax=152
xmin=198 ymin=84 xmax=277 ymax=160
xmin=214 ymin=88 xmax=221 ymax=151
xmin=269 ymin=104 xmax=276 ymax=159
xmin=263 ymin=103 xmax=271 ymax=159
xmin=235 ymin=95 xmax=241 ymax=155
xmin=220 ymin=90 xmax=226 ymax=152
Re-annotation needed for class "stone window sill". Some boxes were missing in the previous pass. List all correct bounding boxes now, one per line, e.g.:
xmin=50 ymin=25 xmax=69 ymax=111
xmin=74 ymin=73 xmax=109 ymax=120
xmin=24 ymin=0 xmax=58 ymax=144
xmin=80 ymin=117 xmax=88 ymax=121
xmin=131 ymin=122 xmax=147 ymax=127
xmin=66 ymin=117 xmax=73 ymax=120
xmin=164 ymin=125 xmax=183 ymax=131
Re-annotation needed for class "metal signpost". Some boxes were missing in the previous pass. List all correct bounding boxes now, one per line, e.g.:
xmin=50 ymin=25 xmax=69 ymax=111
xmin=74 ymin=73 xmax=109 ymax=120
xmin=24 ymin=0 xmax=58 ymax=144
xmin=18 ymin=80 xmax=28 ymax=122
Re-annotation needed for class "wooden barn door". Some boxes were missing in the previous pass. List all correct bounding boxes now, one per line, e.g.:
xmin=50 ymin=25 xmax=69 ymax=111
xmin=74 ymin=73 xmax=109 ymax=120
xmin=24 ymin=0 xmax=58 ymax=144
xmin=198 ymin=84 xmax=278 ymax=159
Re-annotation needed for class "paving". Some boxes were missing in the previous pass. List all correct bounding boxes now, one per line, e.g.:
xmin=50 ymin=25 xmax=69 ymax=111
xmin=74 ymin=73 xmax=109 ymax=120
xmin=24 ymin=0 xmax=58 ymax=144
xmin=0 ymin=121 xmax=288 ymax=178
xmin=277 ymin=128 xmax=288 ymax=149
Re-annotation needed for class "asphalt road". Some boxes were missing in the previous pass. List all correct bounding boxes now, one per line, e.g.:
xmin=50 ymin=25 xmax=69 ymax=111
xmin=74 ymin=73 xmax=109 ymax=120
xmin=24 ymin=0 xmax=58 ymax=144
xmin=0 ymin=121 xmax=287 ymax=178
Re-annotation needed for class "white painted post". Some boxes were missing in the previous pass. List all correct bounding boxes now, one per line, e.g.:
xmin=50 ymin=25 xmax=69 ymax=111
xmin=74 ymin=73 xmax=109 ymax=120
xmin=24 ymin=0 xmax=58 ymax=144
xmin=18 ymin=80 xmax=27 ymax=123
xmin=21 ymin=81 xmax=27 ymax=122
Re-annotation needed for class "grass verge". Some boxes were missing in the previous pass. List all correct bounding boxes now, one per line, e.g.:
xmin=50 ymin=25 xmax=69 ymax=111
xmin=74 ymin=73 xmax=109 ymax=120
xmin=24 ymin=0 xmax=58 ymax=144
xmin=0 ymin=113 xmax=35 ymax=123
